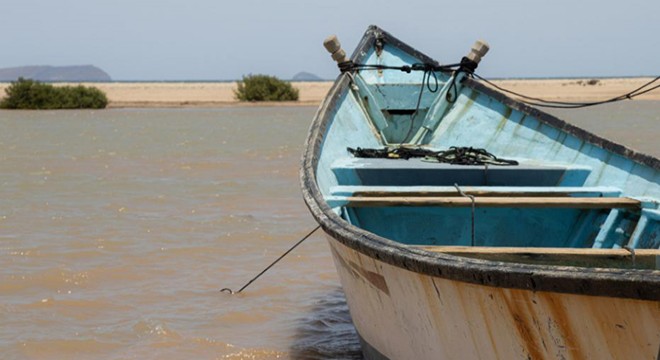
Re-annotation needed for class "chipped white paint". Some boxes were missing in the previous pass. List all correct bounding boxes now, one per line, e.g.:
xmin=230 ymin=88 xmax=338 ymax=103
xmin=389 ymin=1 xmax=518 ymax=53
xmin=327 ymin=237 xmax=660 ymax=360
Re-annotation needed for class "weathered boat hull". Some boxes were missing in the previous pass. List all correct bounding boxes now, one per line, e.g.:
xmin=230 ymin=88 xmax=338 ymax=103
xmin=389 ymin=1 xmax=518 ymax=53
xmin=328 ymin=238 xmax=660 ymax=359
xmin=301 ymin=25 xmax=660 ymax=359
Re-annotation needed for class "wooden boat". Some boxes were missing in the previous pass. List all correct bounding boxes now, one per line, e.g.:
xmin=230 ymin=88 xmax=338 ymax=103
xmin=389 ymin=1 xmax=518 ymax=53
xmin=301 ymin=26 xmax=660 ymax=359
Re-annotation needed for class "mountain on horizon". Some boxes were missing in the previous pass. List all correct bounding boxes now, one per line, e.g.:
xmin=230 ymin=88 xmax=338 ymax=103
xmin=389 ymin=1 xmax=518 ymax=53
xmin=0 ymin=65 xmax=111 ymax=82
xmin=292 ymin=71 xmax=324 ymax=81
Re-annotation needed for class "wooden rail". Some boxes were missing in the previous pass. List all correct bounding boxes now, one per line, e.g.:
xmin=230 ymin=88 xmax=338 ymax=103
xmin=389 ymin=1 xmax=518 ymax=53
xmin=413 ymin=246 xmax=660 ymax=269
xmin=339 ymin=196 xmax=640 ymax=209
xmin=346 ymin=188 xmax=618 ymax=198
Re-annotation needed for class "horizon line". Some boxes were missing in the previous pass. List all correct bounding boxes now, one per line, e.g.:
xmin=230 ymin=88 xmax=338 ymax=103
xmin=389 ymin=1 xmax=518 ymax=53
xmin=0 ymin=75 xmax=658 ymax=84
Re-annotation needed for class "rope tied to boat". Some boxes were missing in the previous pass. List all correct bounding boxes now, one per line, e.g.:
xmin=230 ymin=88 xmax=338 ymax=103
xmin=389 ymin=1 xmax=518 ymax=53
xmin=344 ymin=59 xmax=659 ymax=109
xmin=454 ymin=184 xmax=476 ymax=247
xmin=338 ymin=61 xmax=464 ymax=75
xmin=347 ymin=146 xmax=519 ymax=166
xmin=623 ymin=245 xmax=636 ymax=267
xmin=342 ymin=58 xmax=480 ymax=135
xmin=339 ymin=59 xmax=659 ymax=109
xmin=220 ymin=225 xmax=320 ymax=295
xmin=472 ymin=74 xmax=660 ymax=109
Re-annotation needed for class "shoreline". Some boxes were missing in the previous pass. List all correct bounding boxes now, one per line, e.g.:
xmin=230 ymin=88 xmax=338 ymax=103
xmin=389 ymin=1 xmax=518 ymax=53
xmin=106 ymin=100 xmax=322 ymax=108
xmin=0 ymin=78 xmax=658 ymax=108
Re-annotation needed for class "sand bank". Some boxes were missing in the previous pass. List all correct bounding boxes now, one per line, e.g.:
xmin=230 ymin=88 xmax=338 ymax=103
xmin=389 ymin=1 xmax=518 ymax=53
xmin=0 ymin=78 xmax=657 ymax=108
xmin=483 ymin=78 xmax=659 ymax=103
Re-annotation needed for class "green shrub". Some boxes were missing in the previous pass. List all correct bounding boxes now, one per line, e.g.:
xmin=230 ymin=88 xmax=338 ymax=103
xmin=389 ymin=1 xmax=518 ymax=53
xmin=234 ymin=74 xmax=299 ymax=101
xmin=0 ymin=78 xmax=108 ymax=109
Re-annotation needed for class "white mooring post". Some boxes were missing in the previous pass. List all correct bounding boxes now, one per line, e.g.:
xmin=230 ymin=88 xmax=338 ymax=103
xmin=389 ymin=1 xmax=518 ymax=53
xmin=467 ymin=40 xmax=489 ymax=65
xmin=323 ymin=35 xmax=349 ymax=64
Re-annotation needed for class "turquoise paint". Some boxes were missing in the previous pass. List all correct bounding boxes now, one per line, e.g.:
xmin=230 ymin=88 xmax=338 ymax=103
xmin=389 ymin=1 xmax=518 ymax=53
xmin=350 ymin=74 xmax=389 ymax=133
xmin=380 ymin=109 xmax=429 ymax=144
xmin=344 ymin=207 xmax=605 ymax=248
xmin=371 ymin=84 xmax=438 ymax=109
xmin=368 ymin=84 xmax=435 ymax=143
xmin=315 ymin=39 xmax=659 ymax=250
xmin=566 ymin=210 xmax=606 ymax=248
xmin=411 ymin=73 xmax=466 ymax=144
xmin=359 ymin=47 xmax=451 ymax=85
xmin=331 ymin=158 xmax=591 ymax=187
xmin=628 ymin=210 xmax=660 ymax=249
xmin=592 ymin=209 xmax=623 ymax=248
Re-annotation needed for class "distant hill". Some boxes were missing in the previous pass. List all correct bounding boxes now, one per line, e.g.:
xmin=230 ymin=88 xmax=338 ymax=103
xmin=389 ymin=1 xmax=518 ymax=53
xmin=292 ymin=71 xmax=324 ymax=81
xmin=0 ymin=65 xmax=111 ymax=82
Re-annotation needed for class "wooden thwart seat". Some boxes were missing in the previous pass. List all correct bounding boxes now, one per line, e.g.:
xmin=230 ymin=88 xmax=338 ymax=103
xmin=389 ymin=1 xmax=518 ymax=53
xmin=329 ymin=185 xmax=623 ymax=198
xmin=329 ymin=196 xmax=640 ymax=209
xmin=412 ymin=245 xmax=660 ymax=269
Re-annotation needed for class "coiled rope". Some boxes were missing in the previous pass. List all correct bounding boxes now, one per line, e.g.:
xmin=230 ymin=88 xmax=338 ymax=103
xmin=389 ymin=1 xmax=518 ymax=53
xmin=347 ymin=146 xmax=519 ymax=166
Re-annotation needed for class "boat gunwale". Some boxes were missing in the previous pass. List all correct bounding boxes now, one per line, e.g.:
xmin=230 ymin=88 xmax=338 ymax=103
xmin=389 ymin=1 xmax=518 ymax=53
xmin=464 ymin=78 xmax=660 ymax=170
xmin=300 ymin=25 xmax=660 ymax=301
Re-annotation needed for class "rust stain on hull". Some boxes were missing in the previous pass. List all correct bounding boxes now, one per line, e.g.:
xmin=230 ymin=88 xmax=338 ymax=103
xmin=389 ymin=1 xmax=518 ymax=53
xmin=543 ymin=294 xmax=582 ymax=360
xmin=330 ymin=245 xmax=389 ymax=295
xmin=326 ymin=239 xmax=660 ymax=359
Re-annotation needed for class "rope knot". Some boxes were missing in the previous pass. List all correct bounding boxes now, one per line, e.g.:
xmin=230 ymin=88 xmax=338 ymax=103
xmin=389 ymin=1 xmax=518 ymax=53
xmin=459 ymin=57 xmax=478 ymax=74
xmin=338 ymin=61 xmax=355 ymax=73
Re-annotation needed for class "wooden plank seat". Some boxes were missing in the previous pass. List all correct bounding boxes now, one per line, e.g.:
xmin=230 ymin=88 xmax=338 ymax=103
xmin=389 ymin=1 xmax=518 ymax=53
xmin=411 ymin=245 xmax=660 ymax=269
xmin=329 ymin=185 xmax=623 ymax=198
xmin=325 ymin=185 xmax=637 ymax=208
xmin=327 ymin=196 xmax=641 ymax=209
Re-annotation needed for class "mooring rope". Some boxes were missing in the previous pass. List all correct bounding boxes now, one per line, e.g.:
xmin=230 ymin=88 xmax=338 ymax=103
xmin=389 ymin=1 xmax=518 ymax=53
xmin=340 ymin=59 xmax=659 ymax=109
xmin=220 ymin=225 xmax=321 ymax=295
xmin=623 ymin=245 xmax=636 ymax=267
xmin=339 ymin=62 xmax=463 ymax=74
xmin=342 ymin=60 xmax=479 ymax=143
xmin=403 ymin=66 xmax=440 ymax=142
xmin=454 ymin=184 xmax=476 ymax=247
xmin=472 ymin=74 xmax=660 ymax=109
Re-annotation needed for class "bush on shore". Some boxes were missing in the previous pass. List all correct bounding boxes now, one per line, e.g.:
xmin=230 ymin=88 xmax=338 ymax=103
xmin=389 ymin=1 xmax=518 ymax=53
xmin=234 ymin=74 xmax=299 ymax=101
xmin=0 ymin=78 xmax=108 ymax=109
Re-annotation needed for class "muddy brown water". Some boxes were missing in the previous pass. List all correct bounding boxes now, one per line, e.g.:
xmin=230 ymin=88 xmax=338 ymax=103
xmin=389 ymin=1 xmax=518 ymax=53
xmin=0 ymin=102 xmax=657 ymax=359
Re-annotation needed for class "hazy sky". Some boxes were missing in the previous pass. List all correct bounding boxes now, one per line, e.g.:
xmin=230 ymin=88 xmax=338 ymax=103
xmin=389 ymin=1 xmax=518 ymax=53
xmin=1 ymin=0 xmax=658 ymax=80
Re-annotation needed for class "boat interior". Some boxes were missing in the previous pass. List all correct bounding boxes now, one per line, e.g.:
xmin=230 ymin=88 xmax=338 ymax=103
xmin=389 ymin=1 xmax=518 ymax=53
xmin=315 ymin=44 xmax=660 ymax=267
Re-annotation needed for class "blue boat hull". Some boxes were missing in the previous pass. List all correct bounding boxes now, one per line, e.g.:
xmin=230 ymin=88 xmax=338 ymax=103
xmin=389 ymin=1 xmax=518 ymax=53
xmin=301 ymin=26 xmax=660 ymax=359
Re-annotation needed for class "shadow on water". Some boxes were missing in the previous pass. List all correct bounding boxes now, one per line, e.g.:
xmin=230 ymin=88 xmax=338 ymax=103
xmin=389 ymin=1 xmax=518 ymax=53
xmin=290 ymin=287 xmax=364 ymax=360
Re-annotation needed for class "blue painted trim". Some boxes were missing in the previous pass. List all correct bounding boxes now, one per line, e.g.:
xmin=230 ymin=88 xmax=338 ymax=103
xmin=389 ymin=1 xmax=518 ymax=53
xmin=592 ymin=209 xmax=623 ymax=248
xmin=464 ymin=77 xmax=660 ymax=171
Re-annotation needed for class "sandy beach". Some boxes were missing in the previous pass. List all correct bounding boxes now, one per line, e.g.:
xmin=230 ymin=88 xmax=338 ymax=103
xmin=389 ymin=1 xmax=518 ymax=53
xmin=0 ymin=78 xmax=657 ymax=108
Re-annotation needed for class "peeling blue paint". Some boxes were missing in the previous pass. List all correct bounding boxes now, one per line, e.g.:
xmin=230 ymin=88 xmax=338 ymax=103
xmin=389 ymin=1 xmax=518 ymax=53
xmin=315 ymin=41 xmax=659 ymax=251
